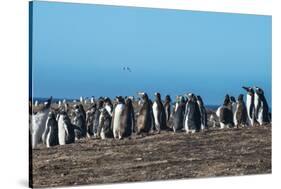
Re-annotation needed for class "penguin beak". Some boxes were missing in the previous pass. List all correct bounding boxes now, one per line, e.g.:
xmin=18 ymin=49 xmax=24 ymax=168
xmin=242 ymin=86 xmax=249 ymax=92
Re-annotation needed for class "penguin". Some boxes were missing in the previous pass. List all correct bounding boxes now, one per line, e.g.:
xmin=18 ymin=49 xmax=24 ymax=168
xmin=73 ymin=107 xmax=87 ymax=139
xmin=99 ymin=108 xmax=113 ymax=139
xmin=112 ymin=96 xmax=126 ymax=139
xmin=196 ymin=95 xmax=208 ymax=130
xmin=217 ymin=95 xmax=234 ymax=129
xmin=172 ymin=96 xmax=186 ymax=132
xmin=230 ymin=96 xmax=237 ymax=126
xmin=123 ymin=98 xmax=136 ymax=137
xmin=31 ymin=96 xmax=52 ymax=149
xmin=57 ymin=111 xmax=78 ymax=145
xmin=104 ymin=97 xmax=113 ymax=116
xmin=78 ymin=104 xmax=86 ymax=120
xmin=164 ymin=95 xmax=172 ymax=122
xmin=152 ymin=92 xmax=167 ymax=133
xmin=42 ymin=111 xmax=59 ymax=148
xmin=234 ymin=94 xmax=248 ymax=127
xmin=184 ymin=93 xmax=201 ymax=133
xmin=216 ymin=94 xmax=230 ymax=121
xmin=136 ymin=92 xmax=152 ymax=135
xmin=85 ymin=105 xmax=96 ymax=137
xmin=242 ymin=86 xmax=256 ymax=126
xmin=92 ymin=99 xmax=104 ymax=137
xmin=254 ymin=87 xmax=271 ymax=125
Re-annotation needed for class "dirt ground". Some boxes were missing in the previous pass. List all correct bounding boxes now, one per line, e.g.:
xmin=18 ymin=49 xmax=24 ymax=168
xmin=31 ymin=125 xmax=271 ymax=188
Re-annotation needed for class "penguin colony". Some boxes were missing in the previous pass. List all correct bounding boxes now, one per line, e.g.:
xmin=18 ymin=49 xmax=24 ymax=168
xmin=30 ymin=86 xmax=271 ymax=149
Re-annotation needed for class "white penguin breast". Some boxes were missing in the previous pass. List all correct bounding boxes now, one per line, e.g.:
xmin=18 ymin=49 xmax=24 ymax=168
xmin=105 ymin=105 xmax=112 ymax=116
xmin=58 ymin=116 xmax=67 ymax=145
xmin=175 ymin=103 xmax=179 ymax=113
xmin=32 ymin=109 xmax=50 ymax=147
xmin=152 ymin=102 xmax=160 ymax=125
xmin=216 ymin=106 xmax=222 ymax=118
xmin=246 ymin=94 xmax=251 ymax=111
xmin=113 ymin=104 xmax=125 ymax=130
xmin=254 ymin=93 xmax=259 ymax=110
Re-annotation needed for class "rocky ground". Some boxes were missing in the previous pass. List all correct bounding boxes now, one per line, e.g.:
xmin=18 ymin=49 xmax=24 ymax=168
xmin=31 ymin=124 xmax=271 ymax=188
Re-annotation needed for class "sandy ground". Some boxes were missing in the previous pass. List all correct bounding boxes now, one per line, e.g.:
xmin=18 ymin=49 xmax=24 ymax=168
xmin=31 ymin=124 xmax=271 ymax=188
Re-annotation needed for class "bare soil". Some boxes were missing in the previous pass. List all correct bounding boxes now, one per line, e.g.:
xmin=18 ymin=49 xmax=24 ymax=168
xmin=31 ymin=125 xmax=271 ymax=188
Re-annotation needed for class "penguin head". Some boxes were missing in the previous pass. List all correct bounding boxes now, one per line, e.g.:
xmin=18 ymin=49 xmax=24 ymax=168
xmin=154 ymin=92 xmax=161 ymax=100
xmin=223 ymin=94 xmax=230 ymax=106
xmin=187 ymin=93 xmax=195 ymax=102
xmin=179 ymin=96 xmax=185 ymax=104
xmin=78 ymin=104 xmax=84 ymax=110
xmin=48 ymin=111 xmax=55 ymax=119
xmin=242 ymin=86 xmax=254 ymax=96
xmin=97 ymin=99 xmax=104 ymax=109
xmin=116 ymin=96 xmax=125 ymax=104
xmin=165 ymin=95 xmax=171 ymax=102
xmin=196 ymin=95 xmax=203 ymax=104
xmin=138 ymin=92 xmax=148 ymax=101
xmin=254 ymin=86 xmax=264 ymax=95
xmin=73 ymin=104 xmax=79 ymax=110
xmin=43 ymin=96 xmax=52 ymax=109
xmin=230 ymin=96 xmax=236 ymax=103
xmin=238 ymin=94 xmax=244 ymax=102
xmin=104 ymin=97 xmax=111 ymax=104
xmin=125 ymin=98 xmax=132 ymax=105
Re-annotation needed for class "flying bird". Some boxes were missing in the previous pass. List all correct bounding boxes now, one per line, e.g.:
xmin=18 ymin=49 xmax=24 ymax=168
xmin=123 ymin=67 xmax=132 ymax=72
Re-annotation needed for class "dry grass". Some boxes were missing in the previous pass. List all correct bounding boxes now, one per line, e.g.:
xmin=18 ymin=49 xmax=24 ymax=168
xmin=31 ymin=124 xmax=271 ymax=188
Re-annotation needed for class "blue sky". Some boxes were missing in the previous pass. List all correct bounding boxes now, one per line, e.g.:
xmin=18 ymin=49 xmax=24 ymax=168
xmin=31 ymin=1 xmax=272 ymax=105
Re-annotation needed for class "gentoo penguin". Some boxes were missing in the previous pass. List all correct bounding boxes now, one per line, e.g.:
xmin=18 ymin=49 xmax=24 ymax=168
xmin=86 ymin=105 xmax=96 ymax=137
xmin=104 ymin=97 xmax=113 ymax=116
xmin=78 ymin=104 xmax=86 ymax=120
xmin=57 ymin=111 xmax=77 ymax=145
xmin=254 ymin=87 xmax=271 ymax=125
xmin=123 ymin=98 xmax=136 ymax=137
xmin=196 ymin=95 xmax=208 ymax=130
xmin=152 ymin=92 xmax=167 ymax=133
xmin=42 ymin=111 xmax=59 ymax=148
xmin=217 ymin=95 xmax=234 ymax=129
xmin=99 ymin=108 xmax=113 ymax=139
xmin=173 ymin=96 xmax=186 ymax=132
xmin=31 ymin=96 xmax=52 ymax=149
xmin=242 ymin=86 xmax=256 ymax=126
xmin=136 ymin=92 xmax=152 ymax=135
xmin=234 ymin=94 xmax=248 ymax=127
xmin=184 ymin=93 xmax=201 ymax=133
xmin=93 ymin=99 xmax=104 ymax=137
xmin=73 ymin=107 xmax=87 ymax=139
xmin=164 ymin=95 xmax=172 ymax=122
xmin=230 ymin=96 xmax=237 ymax=126
xmin=112 ymin=96 xmax=126 ymax=139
